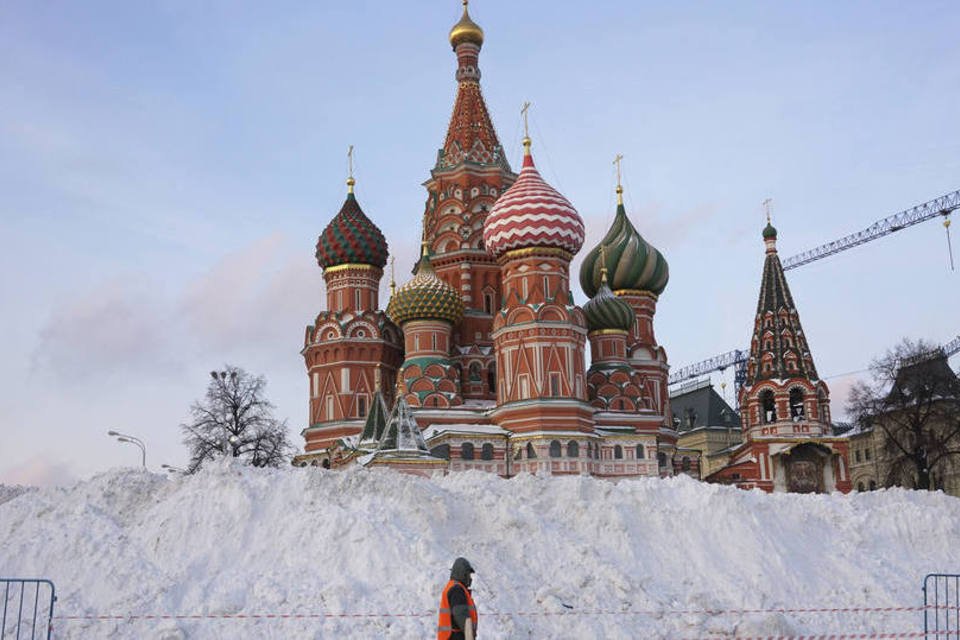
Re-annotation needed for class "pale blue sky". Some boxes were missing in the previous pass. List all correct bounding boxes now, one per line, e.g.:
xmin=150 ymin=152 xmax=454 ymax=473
xmin=2 ymin=1 xmax=958 ymax=485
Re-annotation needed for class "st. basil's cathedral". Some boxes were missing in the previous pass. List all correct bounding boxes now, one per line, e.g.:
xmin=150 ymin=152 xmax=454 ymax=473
xmin=292 ymin=2 xmax=852 ymax=493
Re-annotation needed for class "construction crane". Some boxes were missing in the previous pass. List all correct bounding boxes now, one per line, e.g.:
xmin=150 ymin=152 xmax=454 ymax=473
xmin=669 ymin=190 xmax=959 ymax=390
xmin=782 ymin=189 xmax=958 ymax=271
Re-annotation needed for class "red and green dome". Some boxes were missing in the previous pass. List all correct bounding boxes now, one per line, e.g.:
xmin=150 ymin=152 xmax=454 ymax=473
xmin=387 ymin=252 xmax=464 ymax=326
xmin=579 ymin=196 xmax=668 ymax=297
xmin=316 ymin=186 xmax=389 ymax=270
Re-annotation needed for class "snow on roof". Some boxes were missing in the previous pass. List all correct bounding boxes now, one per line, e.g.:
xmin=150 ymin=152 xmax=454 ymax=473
xmin=422 ymin=423 xmax=510 ymax=439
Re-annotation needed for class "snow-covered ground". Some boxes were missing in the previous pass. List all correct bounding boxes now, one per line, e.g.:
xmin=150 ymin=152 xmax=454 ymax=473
xmin=2 ymin=461 xmax=958 ymax=639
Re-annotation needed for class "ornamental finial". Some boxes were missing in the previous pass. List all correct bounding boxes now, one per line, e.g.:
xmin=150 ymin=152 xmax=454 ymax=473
xmin=613 ymin=153 xmax=624 ymax=206
xmin=347 ymin=145 xmax=355 ymax=194
xmin=763 ymin=197 xmax=772 ymax=224
xmin=599 ymin=244 xmax=609 ymax=284
xmin=521 ymin=101 xmax=532 ymax=154
xmin=389 ymin=256 xmax=396 ymax=294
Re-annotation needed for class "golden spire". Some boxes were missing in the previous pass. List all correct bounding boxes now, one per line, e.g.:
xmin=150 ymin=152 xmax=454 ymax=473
xmin=521 ymin=101 xmax=532 ymax=154
xmin=449 ymin=0 xmax=484 ymax=49
xmin=599 ymin=244 xmax=609 ymax=285
xmin=347 ymin=145 xmax=355 ymax=194
xmin=613 ymin=153 xmax=624 ymax=206
xmin=389 ymin=256 xmax=396 ymax=294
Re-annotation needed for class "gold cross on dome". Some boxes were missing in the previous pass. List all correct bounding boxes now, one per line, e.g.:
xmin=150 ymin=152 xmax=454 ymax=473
xmin=347 ymin=145 xmax=354 ymax=179
xmin=763 ymin=197 xmax=773 ymax=223
xmin=520 ymin=101 xmax=531 ymax=138
xmin=613 ymin=154 xmax=624 ymax=188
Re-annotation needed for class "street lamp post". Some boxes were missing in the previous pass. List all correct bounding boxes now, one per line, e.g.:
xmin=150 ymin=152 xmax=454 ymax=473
xmin=108 ymin=430 xmax=146 ymax=468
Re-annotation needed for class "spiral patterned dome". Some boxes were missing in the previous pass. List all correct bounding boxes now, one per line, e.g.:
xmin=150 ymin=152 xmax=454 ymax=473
xmin=583 ymin=276 xmax=635 ymax=333
xmin=579 ymin=196 xmax=668 ymax=298
xmin=316 ymin=184 xmax=389 ymax=270
xmin=387 ymin=251 xmax=464 ymax=326
xmin=483 ymin=141 xmax=585 ymax=259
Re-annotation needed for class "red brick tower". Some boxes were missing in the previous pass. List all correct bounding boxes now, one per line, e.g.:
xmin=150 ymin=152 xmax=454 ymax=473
xmin=707 ymin=214 xmax=851 ymax=492
xmin=579 ymin=178 xmax=673 ymax=475
xmin=421 ymin=1 xmax=517 ymax=403
xmin=483 ymin=134 xmax=594 ymax=470
xmin=298 ymin=177 xmax=403 ymax=462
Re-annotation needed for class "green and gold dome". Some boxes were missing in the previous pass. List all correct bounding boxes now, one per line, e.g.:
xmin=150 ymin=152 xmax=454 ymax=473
xmin=582 ymin=261 xmax=635 ymax=333
xmin=579 ymin=186 xmax=669 ymax=298
xmin=387 ymin=248 xmax=464 ymax=326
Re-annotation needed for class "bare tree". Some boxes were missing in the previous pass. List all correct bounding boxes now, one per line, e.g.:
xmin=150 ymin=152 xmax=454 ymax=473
xmin=847 ymin=339 xmax=960 ymax=490
xmin=181 ymin=365 xmax=293 ymax=472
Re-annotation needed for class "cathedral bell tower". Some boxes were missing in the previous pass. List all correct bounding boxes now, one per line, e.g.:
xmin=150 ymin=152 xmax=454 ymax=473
xmin=419 ymin=1 xmax=517 ymax=403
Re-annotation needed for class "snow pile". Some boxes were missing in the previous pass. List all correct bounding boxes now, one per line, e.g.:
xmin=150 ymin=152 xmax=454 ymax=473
xmin=2 ymin=461 xmax=959 ymax=639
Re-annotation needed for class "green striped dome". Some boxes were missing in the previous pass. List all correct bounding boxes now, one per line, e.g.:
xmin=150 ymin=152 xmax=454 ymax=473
xmin=583 ymin=278 xmax=635 ymax=332
xmin=387 ymin=252 xmax=464 ymax=326
xmin=579 ymin=202 xmax=669 ymax=297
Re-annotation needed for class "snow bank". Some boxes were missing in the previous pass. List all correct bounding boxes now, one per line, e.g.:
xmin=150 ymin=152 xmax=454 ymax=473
xmin=1 ymin=460 xmax=958 ymax=639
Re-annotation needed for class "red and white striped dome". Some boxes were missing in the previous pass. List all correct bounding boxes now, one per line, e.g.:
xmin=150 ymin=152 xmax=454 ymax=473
xmin=483 ymin=143 xmax=585 ymax=259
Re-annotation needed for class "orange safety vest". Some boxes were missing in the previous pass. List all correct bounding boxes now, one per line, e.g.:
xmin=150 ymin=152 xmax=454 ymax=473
xmin=437 ymin=579 xmax=478 ymax=639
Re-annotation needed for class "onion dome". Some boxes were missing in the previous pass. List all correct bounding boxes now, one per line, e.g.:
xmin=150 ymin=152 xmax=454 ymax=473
xmin=483 ymin=138 xmax=585 ymax=259
xmin=582 ymin=261 xmax=635 ymax=332
xmin=449 ymin=0 xmax=484 ymax=49
xmin=387 ymin=247 xmax=464 ymax=326
xmin=763 ymin=222 xmax=777 ymax=240
xmin=315 ymin=178 xmax=389 ymax=270
xmin=579 ymin=186 xmax=668 ymax=298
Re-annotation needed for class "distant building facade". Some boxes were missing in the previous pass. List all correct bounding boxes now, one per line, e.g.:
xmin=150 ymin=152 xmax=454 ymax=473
xmin=672 ymin=380 xmax=742 ymax=479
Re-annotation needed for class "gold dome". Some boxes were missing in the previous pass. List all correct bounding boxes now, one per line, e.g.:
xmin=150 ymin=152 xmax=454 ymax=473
xmin=449 ymin=1 xmax=484 ymax=49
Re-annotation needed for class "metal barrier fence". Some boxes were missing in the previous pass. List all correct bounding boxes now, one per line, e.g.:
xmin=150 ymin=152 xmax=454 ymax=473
xmin=924 ymin=574 xmax=960 ymax=640
xmin=1 ymin=579 xmax=56 ymax=640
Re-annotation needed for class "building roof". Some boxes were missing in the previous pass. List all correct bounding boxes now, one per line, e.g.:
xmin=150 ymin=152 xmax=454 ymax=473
xmin=669 ymin=382 xmax=740 ymax=432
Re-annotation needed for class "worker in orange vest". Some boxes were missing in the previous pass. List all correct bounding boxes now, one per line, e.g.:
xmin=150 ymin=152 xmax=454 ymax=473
xmin=437 ymin=557 xmax=478 ymax=640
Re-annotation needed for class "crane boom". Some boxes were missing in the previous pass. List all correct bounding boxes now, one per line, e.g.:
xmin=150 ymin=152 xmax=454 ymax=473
xmin=782 ymin=189 xmax=960 ymax=270
xmin=668 ymin=349 xmax=748 ymax=386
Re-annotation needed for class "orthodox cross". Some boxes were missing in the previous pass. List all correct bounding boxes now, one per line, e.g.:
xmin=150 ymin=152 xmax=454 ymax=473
xmin=763 ymin=197 xmax=773 ymax=224
xmin=613 ymin=154 xmax=624 ymax=188
xmin=347 ymin=145 xmax=354 ymax=179
xmin=520 ymin=101 xmax=531 ymax=138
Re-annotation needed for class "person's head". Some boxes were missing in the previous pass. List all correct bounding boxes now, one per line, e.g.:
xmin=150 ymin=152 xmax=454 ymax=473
xmin=450 ymin=557 xmax=474 ymax=587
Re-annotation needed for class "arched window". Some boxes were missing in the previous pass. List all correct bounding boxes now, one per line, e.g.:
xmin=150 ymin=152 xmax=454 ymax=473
xmin=681 ymin=456 xmax=691 ymax=472
xmin=567 ymin=441 xmax=579 ymax=458
xmin=657 ymin=452 xmax=667 ymax=468
xmin=526 ymin=442 xmax=536 ymax=459
xmin=789 ymin=388 xmax=805 ymax=420
xmin=869 ymin=480 xmax=877 ymax=491
xmin=431 ymin=444 xmax=450 ymax=460
xmin=549 ymin=440 xmax=562 ymax=458
xmin=461 ymin=442 xmax=475 ymax=461
xmin=487 ymin=363 xmax=497 ymax=393
xmin=469 ymin=362 xmax=481 ymax=381
xmin=760 ymin=389 xmax=776 ymax=424
xmin=481 ymin=443 xmax=494 ymax=461
xmin=857 ymin=482 xmax=865 ymax=492
xmin=614 ymin=445 xmax=623 ymax=460
xmin=636 ymin=445 xmax=645 ymax=459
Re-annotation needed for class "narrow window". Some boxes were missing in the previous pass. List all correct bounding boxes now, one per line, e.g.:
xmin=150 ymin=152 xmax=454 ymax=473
xmin=526 ymin=442 xmax=536 ymax=459
xmin=681 ymin=456 xmax=691 ymax=472
xmin=567 ymin=441 xmax=579 ymax=458
xmin=549 ymin=373 xmax=561 ymax=397
xmin=355 ymin=289 xmax=362 ymax=310
xmin=760 ymin=389 xmax=776 ymax=423
xmin=636 ymin=445 xmax=644 ymax=459
xmin=487 ymin=364 xmax=497 ymax=393
xmin=614 ymin=445 xmax=623 ymax=460
xmin=341 ymin=369 xmax=350 ymax=392
xmin=325 ymin=395 xmax=334 ymax=420
xmin=461 ymin=442 xmax=475 ymax=460
xmin=357 ymin=395 xmax=367 ymax=418
xmin=431 ymin=444 xmax=450 ymax=460
xmin=312 ymin=372 xmax=319 ymax=397
xmin=481 ymin=443 xmax=494 ymax=460
xmin=543 ymin=276 xmax=550 ymax=299
xmin=337 ymin=290 xmax=343 ymax=309
xmin=855 ymin=450 xmax=861 ymax=463
xmin=549 ymin=440 xmax=561 ymax=458
xmin=432 ymin=333 xmax=438 ymax=351
xmin=865 ymin=449 xmax=871 ymax=461
xmin=519 ymin=375 xmax=530 ymax=399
